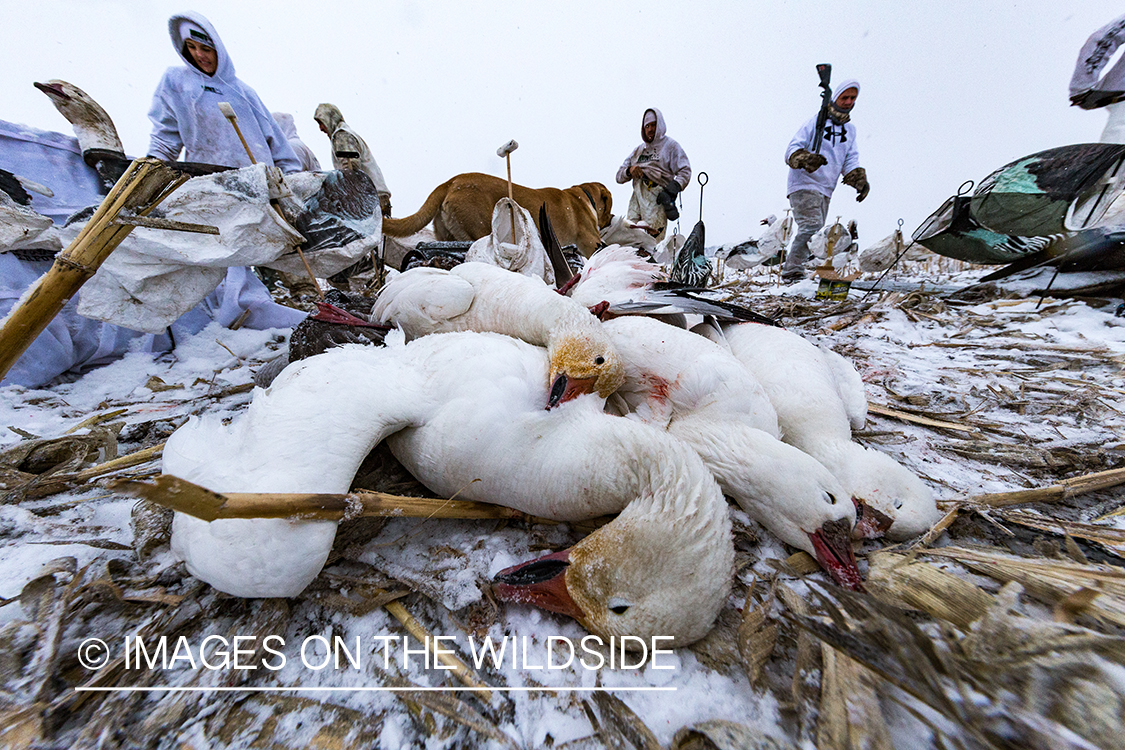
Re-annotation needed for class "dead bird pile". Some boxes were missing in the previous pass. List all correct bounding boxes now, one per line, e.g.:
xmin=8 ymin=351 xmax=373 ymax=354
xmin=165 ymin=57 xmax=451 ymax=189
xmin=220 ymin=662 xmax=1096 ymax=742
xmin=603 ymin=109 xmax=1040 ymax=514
xmin=1 ymin=259 xmax=1124 ymax=750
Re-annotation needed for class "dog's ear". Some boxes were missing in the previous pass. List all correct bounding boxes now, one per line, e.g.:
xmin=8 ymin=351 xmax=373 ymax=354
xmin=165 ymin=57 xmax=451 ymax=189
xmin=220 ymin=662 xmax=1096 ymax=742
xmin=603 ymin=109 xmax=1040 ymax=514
xmin=596 ymin=183 xmax=612 ymax=225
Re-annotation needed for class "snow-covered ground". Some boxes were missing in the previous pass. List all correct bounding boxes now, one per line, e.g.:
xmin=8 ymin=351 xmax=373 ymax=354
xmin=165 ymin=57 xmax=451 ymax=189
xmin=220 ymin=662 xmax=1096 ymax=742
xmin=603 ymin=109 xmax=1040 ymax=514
xmin=1 ymin=259 xmax=1124 ymax=749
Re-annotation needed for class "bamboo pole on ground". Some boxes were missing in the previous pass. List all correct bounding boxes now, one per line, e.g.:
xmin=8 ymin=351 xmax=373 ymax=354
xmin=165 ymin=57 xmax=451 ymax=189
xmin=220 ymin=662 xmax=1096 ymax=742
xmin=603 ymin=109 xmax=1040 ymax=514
xmin=954 ymin=466 xmax=1125 ymax=509
xmin=381 ymin=598 xmax=493 ymax=699
xmin=0 ymin=158 xmax=186 ymax=382
xmin=112 ymin=474 xmax=604 ymax=527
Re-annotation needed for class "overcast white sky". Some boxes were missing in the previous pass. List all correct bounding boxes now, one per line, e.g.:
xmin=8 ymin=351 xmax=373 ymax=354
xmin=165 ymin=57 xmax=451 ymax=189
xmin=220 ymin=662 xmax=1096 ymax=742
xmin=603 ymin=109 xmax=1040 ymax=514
xmin=2 ymin=1 xmax=1121 ymax=246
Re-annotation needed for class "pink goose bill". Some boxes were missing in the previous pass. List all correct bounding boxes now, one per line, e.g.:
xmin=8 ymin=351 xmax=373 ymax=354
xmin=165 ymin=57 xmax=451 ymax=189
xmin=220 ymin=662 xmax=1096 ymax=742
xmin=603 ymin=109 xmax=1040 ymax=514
xmin=492 ymin=549 xmax=586 ymax=621
xmin=807 ymin=517 xmax=866 ymax=592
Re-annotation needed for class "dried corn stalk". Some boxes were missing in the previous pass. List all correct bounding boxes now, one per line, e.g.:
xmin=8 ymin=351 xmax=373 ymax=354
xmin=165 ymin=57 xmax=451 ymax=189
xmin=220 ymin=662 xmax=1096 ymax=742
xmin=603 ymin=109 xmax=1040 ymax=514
xmin=922 ymin=547 xmax=1125 ymax=628
xmin=866 ymin=551 xmax=994 ymax=629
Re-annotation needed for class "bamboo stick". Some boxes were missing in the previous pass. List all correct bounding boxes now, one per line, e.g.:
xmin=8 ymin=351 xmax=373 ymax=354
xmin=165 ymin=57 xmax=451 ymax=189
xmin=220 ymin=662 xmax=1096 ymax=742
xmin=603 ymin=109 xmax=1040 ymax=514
xmin=64 ymin=409 xmax=128 ymax=434
xmin=23 ymin=444 xmax=166 ymax=499
xmin=112 ymin=474 xmax=556 ymax=524
xmin=959 ymin=467 xmax=1125 ymax=508
xmin=0 ymin=158 xmax=185 ymax=381
xmin=382 ymin=598 xmax=492 ymax=700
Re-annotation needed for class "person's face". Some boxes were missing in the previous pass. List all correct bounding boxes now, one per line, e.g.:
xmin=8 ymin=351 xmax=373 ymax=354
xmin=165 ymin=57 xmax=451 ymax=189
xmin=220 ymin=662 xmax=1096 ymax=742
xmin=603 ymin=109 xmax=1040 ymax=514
xmin=318 ymin=121 xmax=329 ymax=134
xmin=642 ymin=120 xmax=657 ymax=143
xmin=185 ymin=39 xmax=218 ymax=75
xmin=835 ymin=88 xmax=858 ymax=111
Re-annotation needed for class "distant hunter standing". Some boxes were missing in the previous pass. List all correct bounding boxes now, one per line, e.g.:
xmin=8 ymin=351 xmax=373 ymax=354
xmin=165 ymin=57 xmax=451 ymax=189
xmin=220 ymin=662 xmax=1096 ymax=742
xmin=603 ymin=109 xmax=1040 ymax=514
xmin=314 ymin=104 xmax=393 ymax=218
xmin=616 ymin=108 xmax=691 ymax=241
xmin=781 ymin=78 xmax=868 ymax=283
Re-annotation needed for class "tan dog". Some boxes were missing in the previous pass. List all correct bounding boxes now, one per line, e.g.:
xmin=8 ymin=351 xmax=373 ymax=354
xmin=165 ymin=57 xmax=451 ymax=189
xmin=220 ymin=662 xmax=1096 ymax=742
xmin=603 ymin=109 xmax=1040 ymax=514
xmin=382 ymin=172 xmax=612 ymax=257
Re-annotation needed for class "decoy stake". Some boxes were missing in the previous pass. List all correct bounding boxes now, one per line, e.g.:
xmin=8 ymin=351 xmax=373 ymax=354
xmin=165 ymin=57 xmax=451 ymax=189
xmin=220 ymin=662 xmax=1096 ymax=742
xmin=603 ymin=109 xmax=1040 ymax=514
xmin=497 ymin=140 xmax=519 ymax=237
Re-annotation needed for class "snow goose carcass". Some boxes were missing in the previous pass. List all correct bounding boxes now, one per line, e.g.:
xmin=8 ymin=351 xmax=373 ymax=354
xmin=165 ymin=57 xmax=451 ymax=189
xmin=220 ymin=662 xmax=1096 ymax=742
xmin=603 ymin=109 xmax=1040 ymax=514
xmin=165 ymin=330 xmax=733 ymax=645
xmin=722 ymin=323 xmax=941 ymax=540
xmin=370 ymin=261 xmax=625 ymax=407
xmin=601 ymin=315 xmax=863 ymax=589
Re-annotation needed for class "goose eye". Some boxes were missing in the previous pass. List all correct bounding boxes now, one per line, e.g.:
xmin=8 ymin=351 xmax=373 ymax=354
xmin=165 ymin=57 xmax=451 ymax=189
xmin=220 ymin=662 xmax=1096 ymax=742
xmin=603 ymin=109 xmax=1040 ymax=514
xmin=894 ymin=500 xmax=904 ymax=510
xmin=608 ymin=598 xmax=630 ymax=615
xmin=824 ymin=492 xmax=837 ymax=505
xmin=594 ymin=356 xmax=605 ymax=365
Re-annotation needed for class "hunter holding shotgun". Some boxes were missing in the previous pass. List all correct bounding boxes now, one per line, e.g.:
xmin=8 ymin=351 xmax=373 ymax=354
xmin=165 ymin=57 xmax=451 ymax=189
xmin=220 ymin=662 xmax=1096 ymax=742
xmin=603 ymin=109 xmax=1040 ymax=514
xmin=781 ymin=66 xmax=868 ymax=283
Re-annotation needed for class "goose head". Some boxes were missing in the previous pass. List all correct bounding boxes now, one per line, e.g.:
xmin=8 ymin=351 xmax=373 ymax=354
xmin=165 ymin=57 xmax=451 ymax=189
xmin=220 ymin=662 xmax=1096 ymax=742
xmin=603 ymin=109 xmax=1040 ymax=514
xmin=731 ymin=440 xmax=864 ymax=591
xmin=494 ymin=448 xmax=733 ymax=646
xmin=34 ymin=80 xmax=124 ymax=156
xmin=839 ymin=446 xmax=940 ymax=541
xmin=546 ymin=327 xmax=625 ymax=409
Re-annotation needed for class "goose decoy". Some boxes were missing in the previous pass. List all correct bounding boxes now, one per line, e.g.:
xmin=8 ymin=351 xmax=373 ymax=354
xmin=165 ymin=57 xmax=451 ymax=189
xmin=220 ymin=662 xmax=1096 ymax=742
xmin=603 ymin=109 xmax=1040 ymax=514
xmin=670 ymin=220 xmax=712 ymax=288
xmin=34 ymin=79 xmax=129 ymax=192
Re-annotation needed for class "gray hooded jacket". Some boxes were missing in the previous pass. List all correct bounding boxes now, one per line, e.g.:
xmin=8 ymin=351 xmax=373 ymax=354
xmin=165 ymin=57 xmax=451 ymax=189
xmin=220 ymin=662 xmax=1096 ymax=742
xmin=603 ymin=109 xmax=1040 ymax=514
xmin=272 ymin=112 xmax=321 ymax=172
xmin=615 ymin=108 xmax=691 ymax=191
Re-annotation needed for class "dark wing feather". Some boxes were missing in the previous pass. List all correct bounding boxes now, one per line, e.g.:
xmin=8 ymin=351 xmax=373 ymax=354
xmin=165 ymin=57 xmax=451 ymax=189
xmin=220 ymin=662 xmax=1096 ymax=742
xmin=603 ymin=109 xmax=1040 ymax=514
xmin=539 ymin=204 xmax=574 ymax=288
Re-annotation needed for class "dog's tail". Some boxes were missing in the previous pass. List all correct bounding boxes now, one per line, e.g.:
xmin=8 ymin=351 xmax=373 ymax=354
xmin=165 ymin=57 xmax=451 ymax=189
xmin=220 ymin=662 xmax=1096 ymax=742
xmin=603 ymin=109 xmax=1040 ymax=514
xmin=382 ymin=178 xmax=455 ymax=237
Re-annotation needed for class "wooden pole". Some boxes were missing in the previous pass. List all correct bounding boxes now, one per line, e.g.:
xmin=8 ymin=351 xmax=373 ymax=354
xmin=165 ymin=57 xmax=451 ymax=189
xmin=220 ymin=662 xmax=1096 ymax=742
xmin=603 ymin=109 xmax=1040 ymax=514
xmin=220 ymin=102 xmax=322 ymax=298
xmin=218 ymin=102 xmax=257 ymax=165
xmin=505 ymin=154 xmax=517 ymax=241
xmin=496 ymin=140 xmax=519 ymax=245
xmin=0 ymin=158 xmax=185 ymax=382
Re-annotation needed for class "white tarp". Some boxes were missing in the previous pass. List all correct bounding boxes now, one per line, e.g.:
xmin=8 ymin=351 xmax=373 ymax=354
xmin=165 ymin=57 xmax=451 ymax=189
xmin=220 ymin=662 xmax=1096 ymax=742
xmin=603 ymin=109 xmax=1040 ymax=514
xmin=0 ymin=119 xmax=104 ymax=223
xmin=75 ymin=165 xmax=376 ymax=333
xmin=465 ymin=198 xmax=553 ymax=284
xmin=0 ymin=254 xmax=308 ymax=388
xmin=0 ymin=191 xmax=64 ymax=253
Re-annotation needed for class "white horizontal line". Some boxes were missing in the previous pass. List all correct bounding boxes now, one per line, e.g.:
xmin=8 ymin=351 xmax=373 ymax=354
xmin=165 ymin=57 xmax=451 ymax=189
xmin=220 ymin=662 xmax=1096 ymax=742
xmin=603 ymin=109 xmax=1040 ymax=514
xmin=74 ymin=686 xmax=676 ymax=693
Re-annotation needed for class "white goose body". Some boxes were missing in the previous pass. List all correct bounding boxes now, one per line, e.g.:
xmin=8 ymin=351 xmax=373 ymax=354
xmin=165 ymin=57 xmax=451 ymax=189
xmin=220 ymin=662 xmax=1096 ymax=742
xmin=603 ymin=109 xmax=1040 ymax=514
xmin=165 ymin=331 xmax=733 ymax=644
xmin=601 ymin=316 xmax=862 ymax=588
xmin=371 ymin=262 xmax=625 ymax=405
xmin=567 ymin=245 xmax=772 ymax=324
xmin=721 ymin=323 xmax=940 ymax=540
xmin=567 ymin=245 xmax=664 ymax=311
